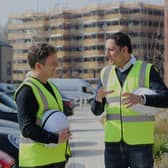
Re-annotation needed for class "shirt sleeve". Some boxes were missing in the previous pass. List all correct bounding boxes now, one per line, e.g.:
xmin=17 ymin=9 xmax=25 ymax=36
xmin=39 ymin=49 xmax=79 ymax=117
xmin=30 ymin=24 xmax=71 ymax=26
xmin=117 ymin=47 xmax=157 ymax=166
xmin=16 ymin=85 xmax=59 ymax=144
xmin=90 ymin=79 xmax=106 ymax=115
xmin=145 ymin=66 xmax=168 ymax=107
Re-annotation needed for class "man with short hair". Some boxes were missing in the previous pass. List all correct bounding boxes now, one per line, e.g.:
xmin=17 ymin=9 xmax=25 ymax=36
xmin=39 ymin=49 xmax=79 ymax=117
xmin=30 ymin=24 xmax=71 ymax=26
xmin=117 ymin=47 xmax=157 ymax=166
xmin=91 ymin=32 xmax=168 ymax=168
xmin=15 ymin=43 xmax=71 ymax=168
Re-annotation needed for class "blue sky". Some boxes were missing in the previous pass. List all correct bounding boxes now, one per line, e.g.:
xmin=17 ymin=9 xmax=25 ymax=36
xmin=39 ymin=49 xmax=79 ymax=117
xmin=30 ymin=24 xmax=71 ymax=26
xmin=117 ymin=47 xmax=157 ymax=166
xmin=0 ymin=0 xmax=164 ymax=26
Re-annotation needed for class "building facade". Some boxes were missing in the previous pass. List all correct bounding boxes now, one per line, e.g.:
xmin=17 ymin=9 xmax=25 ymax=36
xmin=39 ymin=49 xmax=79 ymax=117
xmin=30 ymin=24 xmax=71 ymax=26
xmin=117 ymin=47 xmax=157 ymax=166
xmin=7 ymin=2 xmax=164 ymax=86
xmin=0 ymin=41 xmax=13 ymax=82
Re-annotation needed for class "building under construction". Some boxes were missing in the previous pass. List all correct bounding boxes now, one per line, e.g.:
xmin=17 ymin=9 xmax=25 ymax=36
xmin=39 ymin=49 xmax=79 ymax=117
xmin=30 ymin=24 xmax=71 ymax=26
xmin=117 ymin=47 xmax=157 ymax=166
xmin=7 ymin=2 xmax=164 ymax=86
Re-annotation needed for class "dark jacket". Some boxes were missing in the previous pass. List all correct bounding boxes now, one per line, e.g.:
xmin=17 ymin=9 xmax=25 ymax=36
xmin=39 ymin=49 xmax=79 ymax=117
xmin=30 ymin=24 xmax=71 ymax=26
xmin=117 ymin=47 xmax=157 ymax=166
xmin=16 ymin=80 xmax=58 ymax=144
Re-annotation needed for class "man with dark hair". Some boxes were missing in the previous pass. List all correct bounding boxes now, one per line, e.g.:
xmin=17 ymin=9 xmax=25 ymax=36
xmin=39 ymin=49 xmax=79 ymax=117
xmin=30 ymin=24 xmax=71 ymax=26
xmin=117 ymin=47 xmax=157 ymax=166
xmin=91 ymin=32 xmax=168 ymax=168
xmin=15 ymin=43 xmax=71 ymax=168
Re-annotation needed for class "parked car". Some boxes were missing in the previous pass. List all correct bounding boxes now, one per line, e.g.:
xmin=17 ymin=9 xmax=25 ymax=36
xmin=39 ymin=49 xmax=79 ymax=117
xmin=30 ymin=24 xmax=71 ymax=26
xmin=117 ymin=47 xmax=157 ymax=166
xmin=0 ymin=103 xmax=17 ymax=122
xmin=0 ymin=119 xmax=19 ymax=129
xmin=0 ymin=127 xmax=19 ymax=168
xmin=0 ymin=150 xmax=16 ymax=168
xmin=49 ymin=78 xmax=96 ymax=104
xmin=0 ymin=92 xmax=17 ymax=110
xmin=0 ymin=83 xmax=17 ymax=92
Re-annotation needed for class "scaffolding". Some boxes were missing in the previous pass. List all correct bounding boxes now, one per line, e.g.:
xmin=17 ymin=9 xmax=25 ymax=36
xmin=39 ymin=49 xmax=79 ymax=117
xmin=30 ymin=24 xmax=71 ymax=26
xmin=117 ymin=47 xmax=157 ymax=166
xmin=7 ymin=2 xmax=164 ymax=86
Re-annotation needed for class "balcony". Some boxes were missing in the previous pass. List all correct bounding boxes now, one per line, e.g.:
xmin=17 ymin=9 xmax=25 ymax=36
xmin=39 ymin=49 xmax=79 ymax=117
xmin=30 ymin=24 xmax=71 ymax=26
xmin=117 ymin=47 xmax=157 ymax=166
xmin=82 ymin=15 xmax=104 ymax=22
xmin=52 ymin=29 xmax=71 ymax=35
xmin=13 ymin=64 xmax=29 ymax=70
xmin=82 ymin=73 xmax=93 ymax=78
xmin=13 ymin=53 xmax=27 ymax=59
xmin=49 ymin=18 xmax=71 ymax=26
xmin=71 ymin=51 xmax=81 ymax=57
xmin=8 ymin=20 xmax=46 ymax=30
xmin=104 ymin=13 xmax=121 ymax=20
xmin=83 ymin=38 xmax=104 ymax=46
xmin=12 ymin=43 xmax=31 ymax=50
xmin=62 ymin=63 xmax=73 ymax=69
xmin=105 ymin=25 xmax=123 ymax=32
xmin=84 ymin=27 xmax=104 ymax=33
xmin=82 ymin=61 xmax=99 ymax=68
xmin=13 ymin=72 xmax=27 ymax=81
xmin=83 ymin=50 xmax=104 ymax=56
xmin=52 ymin=40 xmax=71 ymax=46
xmin=57 ymin=51 xmax=71 ymax=57
xmin=8 ymin=33 xmax=26 ymax=40
xmin=70 ymin=40 xmax=83 ymax=46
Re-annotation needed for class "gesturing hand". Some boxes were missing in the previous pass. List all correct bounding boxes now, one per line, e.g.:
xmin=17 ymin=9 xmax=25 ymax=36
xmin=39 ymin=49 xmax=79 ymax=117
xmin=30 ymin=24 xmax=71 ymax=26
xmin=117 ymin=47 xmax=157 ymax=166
xmin=96 ymin=87 xmax=114 ymax=102
xmin=122 ymin=93 xmax=141 ymax=108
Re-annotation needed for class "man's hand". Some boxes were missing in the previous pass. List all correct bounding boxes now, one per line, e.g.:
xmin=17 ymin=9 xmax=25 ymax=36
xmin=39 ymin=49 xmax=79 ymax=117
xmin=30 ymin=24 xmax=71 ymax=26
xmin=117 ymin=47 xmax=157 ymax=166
xmin=96 ymin=87 xmax=114 ymax=102
xmin=58 ymin=128 xmax=71 ymax=143
xmin=122 ymin=93 xmax=142 ymax=108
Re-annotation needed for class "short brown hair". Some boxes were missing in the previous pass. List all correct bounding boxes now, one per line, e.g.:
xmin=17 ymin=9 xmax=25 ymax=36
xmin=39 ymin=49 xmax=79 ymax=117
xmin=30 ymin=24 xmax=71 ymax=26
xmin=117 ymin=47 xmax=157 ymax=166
xmin=27 ymin=43 xmax=56 ymax=69
xmin=106 ymin=32 xmax=132 ymax=53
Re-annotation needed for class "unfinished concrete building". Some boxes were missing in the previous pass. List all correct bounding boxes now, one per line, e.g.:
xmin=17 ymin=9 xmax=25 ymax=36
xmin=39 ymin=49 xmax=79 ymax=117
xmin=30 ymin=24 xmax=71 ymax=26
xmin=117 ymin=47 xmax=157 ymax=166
xmin=7 ymin=12 xmax=49 ymax=82
xmin=7 ymin=2 xmax=164 ymax=86
xmin=81 ymin=2 xmax=164 ymax=84
xmin=48 ymin=9 xmax=82 ymax=78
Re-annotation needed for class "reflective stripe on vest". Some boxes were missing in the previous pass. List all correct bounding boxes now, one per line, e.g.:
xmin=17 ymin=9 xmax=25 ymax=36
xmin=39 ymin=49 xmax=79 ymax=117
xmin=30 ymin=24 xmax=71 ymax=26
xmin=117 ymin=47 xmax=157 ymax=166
xmin=102 ymin=65 xmax=112 ymax=88
xmin=106 ymin=97 xmax=120 ymax=104
xmin=106 ymin=114 xmax=154 ymax=122
xmin=25 ymin=79 xmax=49 ymax=111
xmin=139 ymin=62 xmax=148 ymax=88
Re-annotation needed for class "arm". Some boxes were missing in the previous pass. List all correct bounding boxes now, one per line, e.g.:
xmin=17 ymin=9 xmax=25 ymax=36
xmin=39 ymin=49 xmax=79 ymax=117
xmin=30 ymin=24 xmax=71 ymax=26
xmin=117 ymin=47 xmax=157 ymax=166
xmin=145 ymin=66 xmax=168 ymax=107
xmin=16 ymin=86 xmax=58 ymax=144
xmin=90 ymin=79 xmax=106 ymax=115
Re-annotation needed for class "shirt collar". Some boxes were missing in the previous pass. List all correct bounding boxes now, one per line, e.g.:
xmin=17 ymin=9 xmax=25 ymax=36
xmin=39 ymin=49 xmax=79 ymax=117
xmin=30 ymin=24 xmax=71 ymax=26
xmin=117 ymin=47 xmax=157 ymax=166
xmin=117 ymin=55 xmax=136 ymax=72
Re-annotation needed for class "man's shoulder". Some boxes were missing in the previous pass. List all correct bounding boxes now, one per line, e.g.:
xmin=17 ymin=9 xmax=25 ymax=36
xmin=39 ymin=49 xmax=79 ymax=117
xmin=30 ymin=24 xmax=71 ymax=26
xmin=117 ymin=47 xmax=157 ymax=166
xmin=15 ymin=84 xmax=33 ymax=100
xmin=100 ymin=65 xmax=113 ymax=82
xmin=101 ymin=64 xmax=112 ymax=73
xmin=136 ymin=60 xmax=152 ymax=66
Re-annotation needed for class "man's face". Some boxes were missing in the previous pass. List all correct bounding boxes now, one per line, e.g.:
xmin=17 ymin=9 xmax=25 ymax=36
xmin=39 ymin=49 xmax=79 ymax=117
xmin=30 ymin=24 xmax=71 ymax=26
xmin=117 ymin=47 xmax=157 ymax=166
xmin=40 ymin=53 xmax=58 ymax=78
xmin=105 ymin=39 xmax=125 ymax=67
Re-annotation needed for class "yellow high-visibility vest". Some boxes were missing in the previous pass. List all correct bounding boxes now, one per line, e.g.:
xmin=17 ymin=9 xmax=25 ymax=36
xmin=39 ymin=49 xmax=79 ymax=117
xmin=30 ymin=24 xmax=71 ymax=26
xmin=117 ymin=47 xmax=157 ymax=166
xmin=100 ymin=60 xmax=154 ymax=145
xmin=15 ymin=77 xmax=71 ymax=167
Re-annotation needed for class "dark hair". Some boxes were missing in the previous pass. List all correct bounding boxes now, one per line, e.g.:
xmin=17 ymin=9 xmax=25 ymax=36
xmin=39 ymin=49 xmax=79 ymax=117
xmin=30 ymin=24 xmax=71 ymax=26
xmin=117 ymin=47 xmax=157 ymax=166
xmin=27 ymin=43 xmax=56 ymax=69
xmin=106 ymin=32 xmax=132 ymax=53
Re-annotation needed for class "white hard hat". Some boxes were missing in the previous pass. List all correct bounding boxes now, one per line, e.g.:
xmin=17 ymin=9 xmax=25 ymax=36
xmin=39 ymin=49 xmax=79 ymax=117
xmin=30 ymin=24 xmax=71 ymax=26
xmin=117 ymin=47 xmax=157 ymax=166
xmin=42 ymin=109 xmax=69 ymax=133
xmin=131 ymin=88 xmax=163 ymax=116
xmin=133 ymin=87 xmax=156 ymax=95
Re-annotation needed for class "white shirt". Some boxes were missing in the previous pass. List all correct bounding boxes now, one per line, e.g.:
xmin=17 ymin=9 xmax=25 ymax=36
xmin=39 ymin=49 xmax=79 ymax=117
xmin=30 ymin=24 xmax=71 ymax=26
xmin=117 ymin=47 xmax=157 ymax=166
xmin=118 ymin=55 xmax=136 ymax=72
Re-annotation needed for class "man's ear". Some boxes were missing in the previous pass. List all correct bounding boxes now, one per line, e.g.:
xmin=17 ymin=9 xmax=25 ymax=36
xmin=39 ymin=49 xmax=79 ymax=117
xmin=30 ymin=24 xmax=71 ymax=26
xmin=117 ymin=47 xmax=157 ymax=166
xmin=122 ymin=46 xmax=128 ymax=53
xmin=35 ymin=62 xmax=43 ymax=70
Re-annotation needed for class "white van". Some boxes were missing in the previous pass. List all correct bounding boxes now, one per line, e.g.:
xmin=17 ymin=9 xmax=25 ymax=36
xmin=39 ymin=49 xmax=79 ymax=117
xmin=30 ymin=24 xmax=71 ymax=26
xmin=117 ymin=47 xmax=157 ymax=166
xmin=49 ymin=78 xmax=96 ymax=104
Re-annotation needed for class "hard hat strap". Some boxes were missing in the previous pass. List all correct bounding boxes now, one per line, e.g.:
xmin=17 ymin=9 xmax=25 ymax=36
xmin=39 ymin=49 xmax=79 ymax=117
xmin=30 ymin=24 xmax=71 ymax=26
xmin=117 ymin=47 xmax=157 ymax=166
xmin=41 ymin=110 xmax=59 ymax=128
